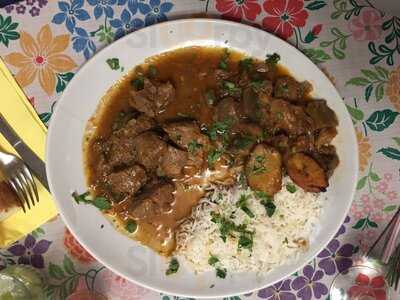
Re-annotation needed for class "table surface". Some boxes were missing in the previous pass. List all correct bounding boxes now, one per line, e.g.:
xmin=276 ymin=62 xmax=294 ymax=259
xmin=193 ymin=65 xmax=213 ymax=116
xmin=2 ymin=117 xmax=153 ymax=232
xmin=0 ymin=0 xmax=399 ymax=299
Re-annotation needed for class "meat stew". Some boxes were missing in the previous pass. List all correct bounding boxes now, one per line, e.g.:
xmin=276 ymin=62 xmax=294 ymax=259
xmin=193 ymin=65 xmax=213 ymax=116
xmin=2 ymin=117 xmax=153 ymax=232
xmin=84 ymin=47 xmax=339 ymax=256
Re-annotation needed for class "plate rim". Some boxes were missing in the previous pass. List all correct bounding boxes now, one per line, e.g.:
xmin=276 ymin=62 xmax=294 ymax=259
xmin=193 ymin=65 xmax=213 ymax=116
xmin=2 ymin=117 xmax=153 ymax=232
xmin=46 ymin=18 xmax=359 ymax=298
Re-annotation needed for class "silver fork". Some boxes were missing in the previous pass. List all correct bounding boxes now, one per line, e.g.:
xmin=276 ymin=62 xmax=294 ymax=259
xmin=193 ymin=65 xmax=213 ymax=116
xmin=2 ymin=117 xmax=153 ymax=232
xmin=0 ymin=151 xmax=39 ymax=212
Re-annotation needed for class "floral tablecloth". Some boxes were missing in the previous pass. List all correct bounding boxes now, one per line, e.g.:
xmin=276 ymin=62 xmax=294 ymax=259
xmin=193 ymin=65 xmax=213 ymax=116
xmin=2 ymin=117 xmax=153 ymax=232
xmin=0 ymin=0 xmax=399 ymax=299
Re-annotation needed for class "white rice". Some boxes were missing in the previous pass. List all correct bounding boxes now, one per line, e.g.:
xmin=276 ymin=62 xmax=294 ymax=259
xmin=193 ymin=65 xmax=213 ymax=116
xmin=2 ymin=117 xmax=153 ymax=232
xmin=175 ymin=177 xmax=324 ymax=274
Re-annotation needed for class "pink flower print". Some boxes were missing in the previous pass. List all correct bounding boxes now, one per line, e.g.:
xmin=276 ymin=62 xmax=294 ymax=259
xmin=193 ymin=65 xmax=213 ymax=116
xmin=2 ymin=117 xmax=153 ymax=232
xmin=366 ymin=229 xmax=377 ymax=241
xmin=383 ymin=173 xmax=392 ymax=181
xmin=348 ymin=273 xmax=387 ymax=300
xmin=377 ymin=181 xmax=388 ymax=193
xmin=97 ymin=269 xmax=150 ymax=300
xmin=370 ymin=212 xmax=383 ymax=223
xmin=353 ymin=210 xmax=363 ymax=220
xmin=361 ymin=194 xmax=370 ymax=206
xmin=67 ymin=277 xmax=106 ymax=300
xmin=373 ymin=199 xmax=385 ymax=210
xmin=348 ymin=9 xmax=383 ymax=41
xmin=363 ymin=204 xmax=373 ymax=215
xmin=387 ymin=191 xmax=397 ymax=201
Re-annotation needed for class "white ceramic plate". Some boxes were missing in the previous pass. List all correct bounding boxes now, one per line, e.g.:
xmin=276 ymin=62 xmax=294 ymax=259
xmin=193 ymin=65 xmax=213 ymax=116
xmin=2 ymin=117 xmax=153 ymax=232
xmin=46 ymin=19 xmax=358 ymax=298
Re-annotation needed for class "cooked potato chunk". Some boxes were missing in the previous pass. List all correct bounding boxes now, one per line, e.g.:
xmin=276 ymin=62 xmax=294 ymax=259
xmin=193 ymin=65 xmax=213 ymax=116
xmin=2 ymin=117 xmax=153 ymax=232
xmin=286 ymin=153 xmax=328 ymax=192
xmin=245 ymin=144 xmax=282 ymax=196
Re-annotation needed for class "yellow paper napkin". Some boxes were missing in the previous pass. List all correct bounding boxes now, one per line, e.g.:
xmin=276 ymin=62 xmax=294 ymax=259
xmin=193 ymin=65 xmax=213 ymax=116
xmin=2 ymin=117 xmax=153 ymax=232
xmin=0 ymin=58 xmax=57 ymax=247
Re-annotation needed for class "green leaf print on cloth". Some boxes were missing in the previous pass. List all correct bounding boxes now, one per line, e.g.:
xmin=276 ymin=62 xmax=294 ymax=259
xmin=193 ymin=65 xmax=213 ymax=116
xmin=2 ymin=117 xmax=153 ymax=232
xmin=365 ymin=109 xmax=399 ymax=131
xmin=0 ymin=14 xmax=20 ymax=47
xmin=378 ymin=138 xmax=400 ymax=160
xmin=369 ymin=16 xmax=400 ymax=65
xmin=331 ymin=0 xmax=381 ymax=20
xmin=320 ymin=27 xmax=351 ymax=59
xmin=346 ymin=66 xmax=389 ymax=102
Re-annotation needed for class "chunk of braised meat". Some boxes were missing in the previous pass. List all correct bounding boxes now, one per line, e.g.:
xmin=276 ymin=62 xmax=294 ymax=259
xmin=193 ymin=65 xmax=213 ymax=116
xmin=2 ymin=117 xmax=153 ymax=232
xmin=252 ymin=80 xmax=273 ymax=105
xmin=106 ymin=165 xmax=147 ymax=199
xmin=306 ymin=100 xmax=338 ymax=130
xmin=315 ymin=127 xmax=337 ymax=148
xmin=163 ymin=121 xmax=210 ymax=151
xmin=91 ymin=140 xmax=113 ymax=175
xmin=131 ymin=131 xmax=168 ymax=173
xmin=268 ymin=99 xmax=314 ymax=135
xmin=105 ymin=115 xmax=156 ymax=168
xmin=230 ymin=122 xmax=264 ymax=160
xmin=129 ymin=78 xmax=175 ymax=117
xmin=274 ymin=76 xmax=312 ymax=102
xmin=129 ymin=182 xmax=175 ymax=220
xmin=291 ymin=134 xmax=315 ymax=153
xmin=267 ymin=134 xmax=290 ymax=157
xmin=208 ymin=153 xmax=241 ymax=186
xmin=253 ymin=61 xmax=278 ymax=81
xmin=115 ymin=114 xmax=156 ymax=138
xmin=159 ymin=146 xmax=188 ymax=178
xmin=286 ymin=153 xmax=328 ymax=192
xmin=242 ymin=87 xmax=261 ymax=121
xmin=214 ymin=98 xmax=242 ymax=124
xmin=311 ymin=145 xmax=339 ymax=178
xmin=215 ymin=69 xmax=232 ymax=81
xmin=245 ymin=144 xmax=282 ymax=196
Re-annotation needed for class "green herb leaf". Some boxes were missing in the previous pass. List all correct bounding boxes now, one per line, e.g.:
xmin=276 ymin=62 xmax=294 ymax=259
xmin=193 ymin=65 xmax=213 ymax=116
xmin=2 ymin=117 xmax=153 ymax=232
xmin=148 ymin=65 xmax=158 ymax=78
xmin=92 ymin=197 xmax=112 ymax=211
xmin=222 ymin=80 xmax=242 ymax=97
xmin=72 ymin=191 xmax=90 ymax=204
xmin=166 ymin=258 xmax=179 ymax=275
xmin=232 ymin=135 xmax=254 ymax=149
xmin=207 ymin=119 xmax=233 ymax=141
xmin=255 ymin=191 xmax=275 ymax=217
xmin=239 ymin=58 xmax=253 ymax=72
xmin=216 ymin=268 xmax=227 ymax=279
xmin=266 ymin=53 xmax=280 ymax=64
xmin=188 ymin=140 xmax=203 ymax=154
xmin=125 ymin=219 xmax=137 ymax=233
xmin=236 ymin=194 xmax=254 ymax=218
xmin=106 ymin=58 xmax=120 ymax=70
xmin=205 ymin=89 xmax=216 ymax=105
xmin=238 ymin=231 xmax=254 ymax=251
xmin=208 ymin=255 xmax=219 ymax=266
xmin=131 ymin=75 xmax=145 ymax=91
xmin=286 ymin=184 xmax=297 ymax=193
xmin=208 ymin=148 xmax=223 ymax=167
xmin=219 ymin=48 xmax=230 ymax=70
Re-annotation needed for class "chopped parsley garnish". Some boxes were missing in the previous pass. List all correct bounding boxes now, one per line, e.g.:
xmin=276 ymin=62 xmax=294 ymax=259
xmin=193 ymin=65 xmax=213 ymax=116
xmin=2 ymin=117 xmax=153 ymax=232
xmin=235 ymin=194 xmax=254 ymax=218
xmin=131 ymin=75 xmax=145 ymax=91
xmin=72 ymin=192 xmax=111 ymax=211
xmin=210 ymin=212 xmax=236 ymax=242
xmin=211 ymin=212 xmax=255 ymax=252
xmin=250 ymin=80 xmax=265 ymax=92
xmin=216 ymin=268 xmax=227 ymax=279
xmin=205 ymin=89 xmax=216 ymax=105
xmin=219 ymin=48 xmax=230 ymax=70
xmin=166 ymin=258 xmax=179 ymax=275
xmin=238 ymin=231 xmax=254 ymax=251
xmin=239 ymin=57 xmax=253 ymax=72
xmin=266 ymin=52 xmax=280 ymax=64
xmin=283 ymin=237 xmax=289 ymax=244
xmin=232 ymin=135 xmax=254 ymax=149
xmin=106 ymin=58 xmax=120 ymax=70
xmin=254 ymin=191 xmax=276 ymax=217
xmin=125 ymin=219 xmax=137 ymax=233
xmin=286 ymin=183 xmax=297 ymax=193
xmin=207 ymin=119 xmax=233 ymax=142
xmin=222 ymin=80 xmax=242 ymax=97
xmin=276 ymin=112 xmax=284 ymax=120
xmin=208 ymin=255 xmax=219 ymax=266
xmin=188 ymin=140 xmax=203 ymax=154
xmin=252 ymin=155 xmax=267 ymax=175
xmin=207 ymin=148 xmax=223 ymax=167
xmin=148 ymin=65 xmax=158 ymax=78
xmin=238 ymin=172 xmax=248 ymax=189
